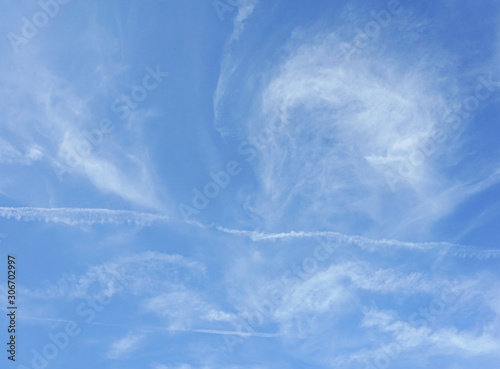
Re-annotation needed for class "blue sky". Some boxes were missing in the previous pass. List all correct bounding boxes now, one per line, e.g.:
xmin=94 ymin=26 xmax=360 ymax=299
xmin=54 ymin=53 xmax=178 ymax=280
xmin=0 ymin=0 xmax=499 ymax=368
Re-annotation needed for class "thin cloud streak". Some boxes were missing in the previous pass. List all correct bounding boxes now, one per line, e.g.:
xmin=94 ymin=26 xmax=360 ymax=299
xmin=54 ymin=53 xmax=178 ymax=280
xmin=213 ymin=0 xmax=258 ymax=136
xmin=0 ymin=206 xmax=170 ymax=226
xmin=20 ymin=316 xmax=278 ymax=338
xmin=216 ymin=226 xmax=500 ymax=258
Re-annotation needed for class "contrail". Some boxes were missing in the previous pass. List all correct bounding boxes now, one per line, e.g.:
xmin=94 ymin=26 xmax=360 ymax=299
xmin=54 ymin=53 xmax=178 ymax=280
xmin=216 ymin=226 xmax=500 ymax=259
xmin=184 ymin=328 xmax=277 ymax=338
xmin=20 ymin=316 xmax=278 ymax=338
xmin=0 ymin=207 xmax=169 ymax=226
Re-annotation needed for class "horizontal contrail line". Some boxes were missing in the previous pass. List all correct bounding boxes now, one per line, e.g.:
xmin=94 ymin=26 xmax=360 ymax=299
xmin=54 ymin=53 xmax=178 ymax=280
xmin=20 ymin=316 xmax=278 ymax=338
xmin=216 ymin=226 xmax=500 ymax=259
xmin=0 ymin=207 xmax=169 ymax=226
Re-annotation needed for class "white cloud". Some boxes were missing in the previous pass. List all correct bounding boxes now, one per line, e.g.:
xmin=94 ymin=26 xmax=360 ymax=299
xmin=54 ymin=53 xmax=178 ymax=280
xmin=213 ymin=0 xmax=258 ymax=136
xmin=213 ymin=226 xmax=500 ymax=363
xmin=228 ymin=0 xmax=258 ymax=45
xmin=0 ymin=139 xmax=43 ymax=165
xmin=80 ymin=157 xmax=165 ymax=212
xmin=213 ymin=13 xmax=500 ymax=239
xmin=266 ymin=261 xmax=441 ymax=338
xmin=355 ymin=304 xmax=500 ymax=360
xmin=107 ymin=332 xmax=146 ymax=359
xmin=145 ymin=287 xmax=235 ymax=330
xmin=248 ymin=32 xmax=459 ymax=228
xmin=0 ymin=21 xmax=168 ymax=211
xmin=20 ymin=251 xmax=205 ymax=300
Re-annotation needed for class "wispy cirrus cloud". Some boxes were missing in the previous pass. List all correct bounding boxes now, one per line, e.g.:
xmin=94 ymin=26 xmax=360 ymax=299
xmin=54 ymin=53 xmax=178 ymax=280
xmin=0 ymin=16 xmax=168 ymax=211
xmin=0 ymin=138 xmax=43 ymax=165
xmin=213 ymin=4 xmax=500 ymax=242
xmin=107 ymin=332 xmax=146 ymax=359
xmin=216 ymin=234 xmax=500 ymax=366
xmin=247 ymin=33 xmax=463 ymax=231
xmin=228 ymin=0 xmax=259 ymax=45
xmin=213 ymin=0 xmax=258 ymax=136
xmin=17 ymin=251 xmax=205 ymax=302
xmin=144 ymin=287 xmax=236 ymax=330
